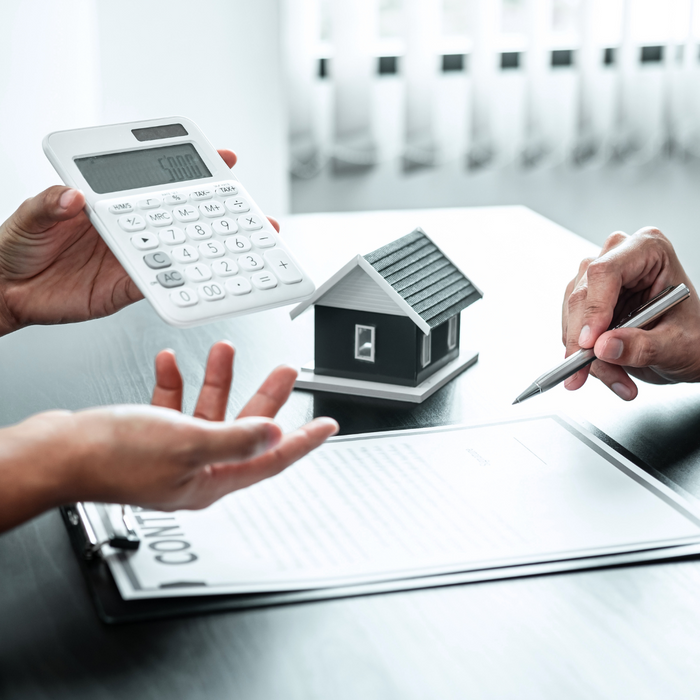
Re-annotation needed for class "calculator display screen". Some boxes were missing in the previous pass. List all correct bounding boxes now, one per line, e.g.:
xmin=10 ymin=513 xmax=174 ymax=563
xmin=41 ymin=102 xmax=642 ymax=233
xmin=74 ymin=143 xmax=212 ymax=194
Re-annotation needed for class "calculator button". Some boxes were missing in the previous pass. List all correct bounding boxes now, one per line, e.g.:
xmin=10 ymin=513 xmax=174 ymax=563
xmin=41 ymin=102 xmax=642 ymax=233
xmin=264 ymin=250 xmax=303 ymax=284
xmin=109 ymin=202 xmax=133 ymax=214
xmin=186 ymin=222 xmax=213 ymax=240
xmin=199 ymin=240 xmax=225 ymax=259
xmin=251 ymin=232 xmax=276 ymax=248
xmin=171 ymin=244 xmax=199 ymax=264
xmin=146 ymin=209 xmax=174 ymax=227
xmin=172 ymin=205 xmax=199 ymax=223
xmin=159 ymin=227 xmax=186 ymax=245
xmin=225 ymin=277 xmax=252 ymax=295
xmin=164 ymin=192 xmax=188 ymax=206
xmin=170 ymin=287 xmax=198 ymax=307
xmin=185 ymin=264 xmax=213 ymax=283
xmin=216 ymin=183 xmax=238 ymax=196
xmin=138 ymin=197 xmax=162 ymax=210
xmin=199 ymin=202 xmax=225 ymax=218
xmin=198 ymin=282 xmax=226 ymax=301
xmin=131 ymin=233 xmax=159 ymax=250
xmin=144 ymin=251 xmax=172 ymax=269
xmin=225 ymin=236 xmax=251 ymax=253
xmin=251 ymin=271 xmax=278 ymax=290
xmin=190 ymin=188 xmax=213 ymax=201
xmin=157 ymin=270 xmax=185 ymax=288
xmin=119 ymin=214 xmax=146 ymax=232
xmin=213 ymin=217 xmax=238 ymax=236
xmin=226 ymin=198 xmax=251 ymax=214
xmin=238 ymin=214 xmax=262 ymax=231
xmin=212 ymin=258 xmax=238 ymax=277
xmin=238 ymin=253 xmax=264 ymax=271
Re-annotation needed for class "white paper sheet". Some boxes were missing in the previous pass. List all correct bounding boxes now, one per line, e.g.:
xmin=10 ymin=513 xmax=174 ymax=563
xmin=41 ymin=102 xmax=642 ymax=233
xmin=95 ymin=415 xmax=700 ymax=600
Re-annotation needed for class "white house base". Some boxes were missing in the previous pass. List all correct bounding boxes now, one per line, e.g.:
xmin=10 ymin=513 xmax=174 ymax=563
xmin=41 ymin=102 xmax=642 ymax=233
xmin=294 ymin=350 xmax=479 ymax=403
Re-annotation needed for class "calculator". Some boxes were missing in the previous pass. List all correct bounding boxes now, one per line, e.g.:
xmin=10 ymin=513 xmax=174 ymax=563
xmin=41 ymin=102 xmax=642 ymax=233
xmin=43 ymin=117 xmax=315 ymax=328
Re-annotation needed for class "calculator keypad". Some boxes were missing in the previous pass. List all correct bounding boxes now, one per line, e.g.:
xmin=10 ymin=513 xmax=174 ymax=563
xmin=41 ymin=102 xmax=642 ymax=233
xmin=101 ymin=181 xmax=308 ymax=323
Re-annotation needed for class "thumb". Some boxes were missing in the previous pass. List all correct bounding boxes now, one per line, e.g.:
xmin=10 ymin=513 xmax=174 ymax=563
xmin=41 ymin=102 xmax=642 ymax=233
xmin=11 ymin=186 xmax=85 ymax=235
xmin=594 ymin=326 xmax=671 ymax=369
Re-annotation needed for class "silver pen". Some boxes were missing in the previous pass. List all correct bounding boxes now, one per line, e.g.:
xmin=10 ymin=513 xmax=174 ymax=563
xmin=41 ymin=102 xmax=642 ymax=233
xmin=513 ymin=283 xmax=691 ymax=404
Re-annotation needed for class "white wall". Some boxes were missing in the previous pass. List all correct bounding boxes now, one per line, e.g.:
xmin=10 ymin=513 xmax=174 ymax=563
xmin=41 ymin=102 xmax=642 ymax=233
xmin=0 ymin=0 xmax=288 ymax=222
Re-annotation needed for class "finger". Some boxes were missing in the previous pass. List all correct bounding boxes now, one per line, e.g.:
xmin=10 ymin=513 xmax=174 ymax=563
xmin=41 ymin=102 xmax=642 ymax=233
xmin=562 ymin=257 xmax=595 ymax=346
xmin=11 ymin=186 xmax=85 ymax=235
xmin=589 ymin=360 xmax=638 ymax=401
xmin=598 ymin=230 xmax=628 ymax=256
xmin=237 ymin=365 xmax=298 ymax=419
xmin=151 ymin=350 xmax=183 ymax=411
xmin=217 ymin=149 xmax=237 ymax=168
xmin=193 ymin=341 xmax=235 ymax=421
xmin=267 ymin=216 xmax=280 ymax=233
xmin=594 ymin=324 xmax=681 ymax=370
xmin=192 ymin=416 xmax=283 ymax=465
xmin=563 ymin=365 xmax=591 ymax=391
xmin=208 ymin=417 xmax=339 ymax=494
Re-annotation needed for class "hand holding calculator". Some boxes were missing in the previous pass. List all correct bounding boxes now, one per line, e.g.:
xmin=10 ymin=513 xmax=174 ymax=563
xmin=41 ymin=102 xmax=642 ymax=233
xmin=43 ymin=117 xmax=315 ymax=328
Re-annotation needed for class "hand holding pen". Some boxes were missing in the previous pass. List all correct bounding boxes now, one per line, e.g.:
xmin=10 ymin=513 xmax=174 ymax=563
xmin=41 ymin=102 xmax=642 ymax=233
xmin=516 ymin=227 xmax=700 ymax=403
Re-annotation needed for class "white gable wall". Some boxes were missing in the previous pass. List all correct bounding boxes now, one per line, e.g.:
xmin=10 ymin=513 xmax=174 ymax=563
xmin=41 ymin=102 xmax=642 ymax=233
xmin=316 ymin=266 xmax=406 ymax=316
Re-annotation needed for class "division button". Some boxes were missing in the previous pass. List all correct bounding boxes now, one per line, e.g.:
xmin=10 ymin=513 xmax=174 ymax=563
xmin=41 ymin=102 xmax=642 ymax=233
xmin=225 ymin=277 xmax=252 ymax=296
xmin=251 ymin=232 xmax=275 ymax=248
xmin=138 ymin=197 xmax=162 ymax=210
xmin=226 ymin=198 xmax=251 ymax=214
xmin=237 ymin=214 xmax=263 ymax=231
xmin=172 ymin=205 xmax=199 ymax=223
xmin=119 ymin=214 xmax=146 ymax=232
xmin=109 ymin=202 xmax=133 ymax=214
xmin=131 ymin=233 xmax=159 ymax=250
xmin=264 ymin=250 xmax=302 ymax=284
xmin=156 ymin=270 xmax=185 ymax=288
xmin=251 ymin=271 xmax=278 ymax=290
xmin=144 ymin=251 xmax=172 ymax=269
xmin=170 ymin=287 xmax=198 ymax=307
xmin=198 ymin=282 xmax=226 ymax=301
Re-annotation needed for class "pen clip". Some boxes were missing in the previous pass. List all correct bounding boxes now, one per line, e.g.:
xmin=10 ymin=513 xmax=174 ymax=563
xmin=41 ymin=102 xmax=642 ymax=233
xmin=73 ymin=502 xmax=141 ymax=560
xmin=612 ymin=285 xmax=675 ymax=330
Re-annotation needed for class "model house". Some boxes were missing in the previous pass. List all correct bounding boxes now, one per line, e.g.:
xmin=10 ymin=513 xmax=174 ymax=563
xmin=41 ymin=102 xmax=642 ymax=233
xmin=290 ymin=228 xmax=483 ymax=388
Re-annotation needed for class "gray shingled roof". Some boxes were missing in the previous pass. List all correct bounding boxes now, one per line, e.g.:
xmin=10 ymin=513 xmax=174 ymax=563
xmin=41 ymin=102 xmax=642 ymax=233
xmin=363 ymin=229 xmax=482 ymax=329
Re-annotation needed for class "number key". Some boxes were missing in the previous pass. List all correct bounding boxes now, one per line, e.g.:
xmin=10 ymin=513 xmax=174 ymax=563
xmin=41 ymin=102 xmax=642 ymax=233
xmin=212 ymin=258 xmax=238 ymax=277
xmin=199 ymin=240 xmax=225 ymax=259
xmin=225 ymin=235 xmax=251 ymax=253
xmin=159 ymin=227 xmax=186 ymax=245
xmin=213 ymin=217 xmax=238 ymax=235
xmin=198 ymin=282 xmax=225 ymax=301
xmin=171 ymin=244 xmax=199 ymax=264
xmin=170 ymin=287 xmax=198 ymax=307
xmin=186 ymin=222 xmax=212 ymax=240
xmin=238 ymin=253 xmax=264 ymax=271
xmin=185 ymin=264 xmax=213 ymax=283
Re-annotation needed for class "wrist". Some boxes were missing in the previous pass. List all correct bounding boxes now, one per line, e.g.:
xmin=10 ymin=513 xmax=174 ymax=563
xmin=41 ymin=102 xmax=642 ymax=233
xmin=0 ymin=411 xmax=85 ymax=532
xmin=0 ymin=281 xmax=18 ymax=337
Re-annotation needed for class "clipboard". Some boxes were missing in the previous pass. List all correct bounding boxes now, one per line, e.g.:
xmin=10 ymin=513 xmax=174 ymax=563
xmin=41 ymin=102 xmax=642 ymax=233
xmin=59 ymin=423 xmax=700 ymax=625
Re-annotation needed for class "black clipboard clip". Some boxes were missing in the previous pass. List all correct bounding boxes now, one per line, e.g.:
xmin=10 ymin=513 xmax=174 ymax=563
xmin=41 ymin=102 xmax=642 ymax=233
xmin=65 ymin=502 xmax=141 ymax=560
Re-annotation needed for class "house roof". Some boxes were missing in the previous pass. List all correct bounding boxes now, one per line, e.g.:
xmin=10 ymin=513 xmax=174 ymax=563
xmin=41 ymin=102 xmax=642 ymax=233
xmin=290 ymin=228 xmax=483 ymax=335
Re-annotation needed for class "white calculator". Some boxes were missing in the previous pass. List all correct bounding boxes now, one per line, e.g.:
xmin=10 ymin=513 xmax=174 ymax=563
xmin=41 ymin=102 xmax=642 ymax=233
xmin=43 ymin=117 xmax=315 ymax=328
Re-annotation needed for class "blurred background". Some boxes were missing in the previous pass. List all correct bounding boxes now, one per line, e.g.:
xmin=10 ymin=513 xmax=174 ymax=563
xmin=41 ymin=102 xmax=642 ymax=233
xmin=3 ymin=0 xmax=700 ymax=279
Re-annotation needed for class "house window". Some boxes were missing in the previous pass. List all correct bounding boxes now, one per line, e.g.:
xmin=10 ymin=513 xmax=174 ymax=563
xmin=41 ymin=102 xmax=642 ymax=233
xmin=354 ymin=324 xmax=376 ymax=362
xmin=447 ymin=316 xmax=458 ymax=350
xmin=421 ymin=332 xmax=432 ymax=367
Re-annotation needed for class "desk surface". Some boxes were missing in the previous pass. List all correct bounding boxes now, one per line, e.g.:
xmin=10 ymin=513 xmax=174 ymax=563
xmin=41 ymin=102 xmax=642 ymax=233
xmin=3 ymin=206 xmax=700 ymax=699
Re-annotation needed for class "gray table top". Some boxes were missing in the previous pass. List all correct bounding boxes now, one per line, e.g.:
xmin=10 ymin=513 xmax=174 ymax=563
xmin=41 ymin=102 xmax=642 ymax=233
xmin=3 ymin=206 xmax=700 ymax=700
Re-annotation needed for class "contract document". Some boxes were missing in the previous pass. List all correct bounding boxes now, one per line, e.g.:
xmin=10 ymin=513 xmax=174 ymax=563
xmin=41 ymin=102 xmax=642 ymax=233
xmin=93 ymin=415 xmax=700 ymax=601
